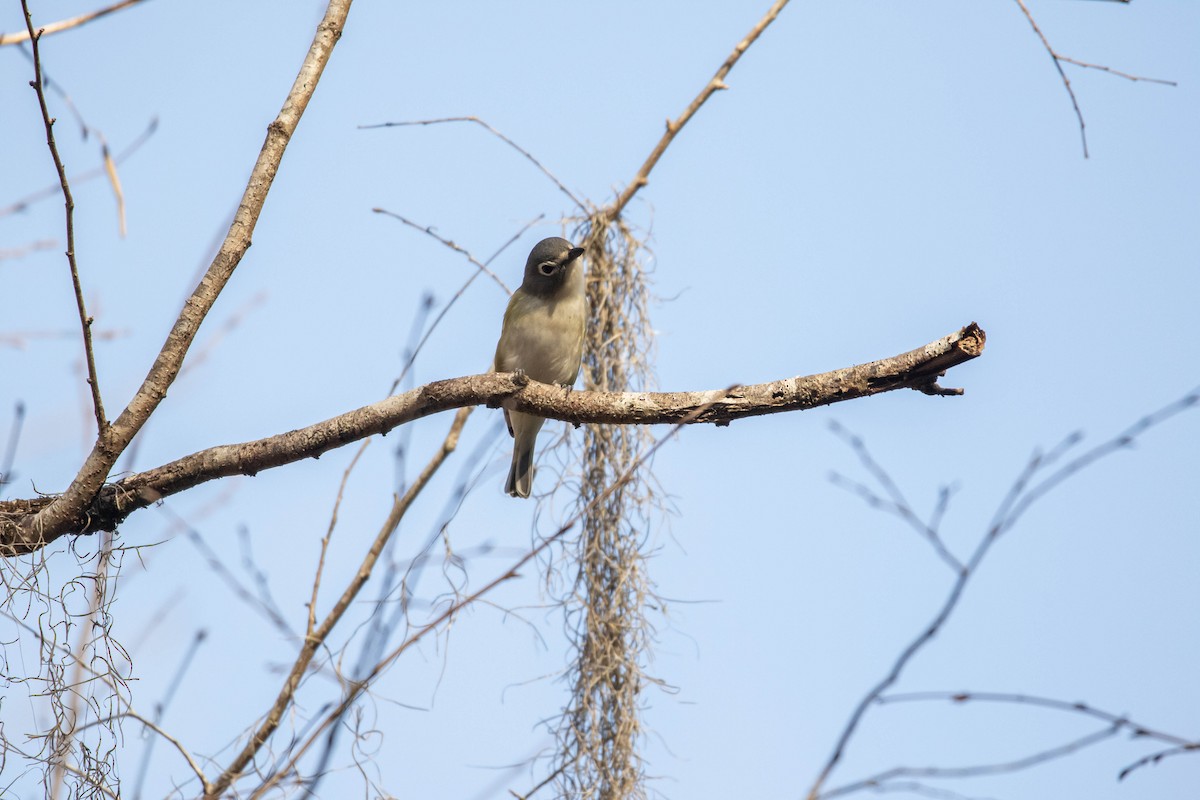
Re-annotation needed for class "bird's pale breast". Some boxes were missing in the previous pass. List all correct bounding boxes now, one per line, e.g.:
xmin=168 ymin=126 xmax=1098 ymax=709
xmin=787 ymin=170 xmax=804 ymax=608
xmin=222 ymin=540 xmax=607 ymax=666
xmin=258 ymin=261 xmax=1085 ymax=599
xmin=495 ymin=289 xmax=586 ymax=386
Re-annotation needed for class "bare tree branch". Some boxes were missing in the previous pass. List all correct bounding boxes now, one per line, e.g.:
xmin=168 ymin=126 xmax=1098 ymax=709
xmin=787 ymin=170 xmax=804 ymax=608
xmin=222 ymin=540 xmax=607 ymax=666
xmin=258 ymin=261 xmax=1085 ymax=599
xmin=806 ymin=389 xmax=1200 ymax=800
xmin=307 ymin=440 xmax=370 ymax=639
xmin=0 ymin=239 xmax=57 ymax=261
xmin=21 ymin=3 xmax=107 ymax=434
xmin=130 ymin=628 xmax=208 ymax=800
xmin=0 ymin=402 xmax=25 ymax=491
xmin=851 ymin=783 xmax=996 ymax=800
xmin=1120 ymin=743 xmax=1200 ymax=782
xmin=0 ymin=117 xmax=157 ymax=219
xmin=829 ymin=422 xmax=964 ymax=573
xmin=11 ymin=0 xmax=353 ymax=558
xmin=177 ymin=515 xmax=296 ymax=640
xmin=1013 ymin=0 xmax=1089 ymax=156
xmin=1012 ymin=0 xmax=1175 ymax=158
xmin=821 ymin=725 xmax=1121 ymax=799
xmin=879 ymin=691 xmax=1197 ymax=750
xmin=363 ymin=117 xmax=584 ymax=210
xmin=877 ymin=689 xmax=1200 ymax=785
xmin=372 ymin=208 xmax=512 ymax=294
xmin=1054 ymin=54 xmax=1176 ymax=86
xmin=0 ymin=323 xmax=986 ymax=555
xmin=606 ymin=0 xmax=791 ymax=219
xmin=509 ymin=763 xmax=567 ymax=800
xmin=0 ymin=0 xmax=148 ymax=46
xmin=124 ymin=710 xmax=214 ymax=796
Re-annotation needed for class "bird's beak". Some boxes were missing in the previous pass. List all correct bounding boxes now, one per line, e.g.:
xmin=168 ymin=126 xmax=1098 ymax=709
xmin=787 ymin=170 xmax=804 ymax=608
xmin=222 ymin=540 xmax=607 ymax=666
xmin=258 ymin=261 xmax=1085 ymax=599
xmin=566 ymin=247 xmax=585 ymax=263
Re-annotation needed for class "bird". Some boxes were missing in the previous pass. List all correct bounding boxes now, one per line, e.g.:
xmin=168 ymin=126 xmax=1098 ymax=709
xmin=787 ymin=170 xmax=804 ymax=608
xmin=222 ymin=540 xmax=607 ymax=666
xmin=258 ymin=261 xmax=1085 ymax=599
xmin=492 ymin=237 xmax=587 ymax=498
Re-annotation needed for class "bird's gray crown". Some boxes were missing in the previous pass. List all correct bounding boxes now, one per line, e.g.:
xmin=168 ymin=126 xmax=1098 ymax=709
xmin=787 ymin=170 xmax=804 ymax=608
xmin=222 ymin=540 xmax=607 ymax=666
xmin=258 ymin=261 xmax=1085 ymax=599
xmin=521 ymin=237 xmax=585 ymax=295
xmin=526 ymin=237 xmax=575 ymax=269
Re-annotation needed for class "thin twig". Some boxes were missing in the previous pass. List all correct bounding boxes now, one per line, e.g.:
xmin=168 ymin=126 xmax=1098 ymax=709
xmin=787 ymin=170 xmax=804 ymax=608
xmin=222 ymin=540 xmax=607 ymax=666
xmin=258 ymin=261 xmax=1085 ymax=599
xmin=61 ymin=704 xmax=215 ymax=797
xmin=98 ymin=133 xmax=126 ymax=236
xmin=990 ymin=391 xmax=1199 ymax=541
xmin=22 ymin=2 xmax=107 ymax=434
xmin=510 ymin=763 xmax=567 ymax=799
xmin=879 ymin=691 xmax=1197 ymax=749
xmin=926 ymin=484 xmax=956 ymax=543
xmin=16 ymin=37 xmax=131 ymax=240
xmin=0 ymin=0 xmax=148 ymax=45
xmin=1056 ymin=54 xmax=1176 ymax=86
xmin=177 ymin=291 xmax=269 ymax=379
xmin=238 ymin=526 xmax=307 ymax=636
xmin=0 ymin=239 xmax=57 ymax=260
xmin=124 ymin=710 xmax=214 ymax=795
xmin=1009 ymin=0 xmax=1175 ymax=155
xmin=1013 ymin=0 xmax=1088 ymax=157
xmin=173 ymin=510 xmax=296 ymax=640
xmin=387 ymin=214 xmax=544 ymax=394
xmin=1120 ymin=743 xmax=1200 ymax=781
xmin=0 ymin=117 xmax=157 ymax=219
xmin=13 ymin=43 xmax=91 ymax=139
xmin=0 ymin=402 xmax=25 ymax=490
xmin=372 ymin=208 xmax=511 ymax=294
xmin=606 ymin=0 xmax=791 ymax=219
xmin=821 ymin=725 xmax=1120 ymax=799
xmin=389 ymin=292 xmax=437 ymax=402
xmin=0 ymin=327 xmax=128 ymax=349
xmin=858 ymin=783 xmax=997 ymax=800
xmin=362 ymin=116 xmax=584 ymax=210
xmin=828 ymin=421 xmax=964 ymax=573
xmin=131 ymin=628 xmax=208 ymax=800
xmin=120 ymin=290 xmax=265 ymax=474
xmin=308 ymin=439 xmax=371 ymax=638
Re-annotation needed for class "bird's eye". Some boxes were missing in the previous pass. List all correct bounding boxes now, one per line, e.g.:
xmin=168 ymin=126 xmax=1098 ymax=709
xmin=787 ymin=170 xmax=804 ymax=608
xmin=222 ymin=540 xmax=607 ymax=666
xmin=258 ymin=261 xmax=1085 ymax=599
xmin=538 ymin=261 xmax=557 ymax=276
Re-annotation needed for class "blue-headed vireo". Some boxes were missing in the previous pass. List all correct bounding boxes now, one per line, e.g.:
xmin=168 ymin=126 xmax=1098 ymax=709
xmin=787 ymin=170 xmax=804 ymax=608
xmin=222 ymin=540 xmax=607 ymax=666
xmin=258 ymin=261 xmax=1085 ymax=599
xmin=492 ymin=237 xmax=586 ymax=498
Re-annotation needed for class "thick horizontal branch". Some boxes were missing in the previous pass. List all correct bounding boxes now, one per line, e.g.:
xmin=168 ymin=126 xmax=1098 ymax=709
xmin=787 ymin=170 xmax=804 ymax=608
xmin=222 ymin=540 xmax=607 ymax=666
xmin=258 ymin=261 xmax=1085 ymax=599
xmin=0 ymin=323 xmax=984 ymax=556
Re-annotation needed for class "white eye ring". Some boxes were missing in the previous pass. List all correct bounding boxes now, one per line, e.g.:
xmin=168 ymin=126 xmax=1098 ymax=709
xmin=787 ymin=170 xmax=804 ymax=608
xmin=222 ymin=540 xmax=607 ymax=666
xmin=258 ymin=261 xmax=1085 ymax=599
xmin=538 ymin=262 xmax=557 ymax=276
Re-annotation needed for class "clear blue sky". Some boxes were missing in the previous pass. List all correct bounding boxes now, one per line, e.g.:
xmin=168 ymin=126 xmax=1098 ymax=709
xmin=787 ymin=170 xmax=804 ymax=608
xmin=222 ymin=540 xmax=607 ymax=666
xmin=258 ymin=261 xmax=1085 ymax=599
xmin=2 ymin=1 xmax=1198 ymax=798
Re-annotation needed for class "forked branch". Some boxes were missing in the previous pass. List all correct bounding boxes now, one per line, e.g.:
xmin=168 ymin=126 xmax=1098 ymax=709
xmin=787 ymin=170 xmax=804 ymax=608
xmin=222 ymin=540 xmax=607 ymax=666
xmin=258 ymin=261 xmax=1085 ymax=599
xmin=806 ymin=390 xmax=1199 ymax=799
xmin=1013 ymin=0 xmax=1176 ymax=158
xmin=9 ymin=0 xmax=354 ymax=557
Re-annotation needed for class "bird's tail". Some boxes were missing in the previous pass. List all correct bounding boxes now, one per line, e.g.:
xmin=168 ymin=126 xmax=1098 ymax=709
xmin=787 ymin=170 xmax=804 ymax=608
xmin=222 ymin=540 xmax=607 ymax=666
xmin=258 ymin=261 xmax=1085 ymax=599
xmin=505 ymin=445 xmax=535 ymax=498
xmin=505 ymin=413 xmax=543 ymax=499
